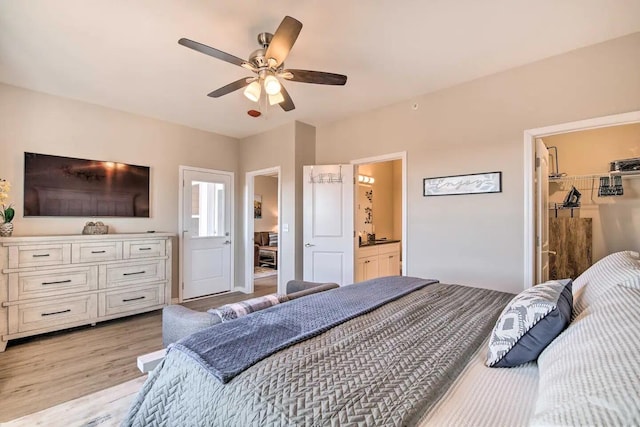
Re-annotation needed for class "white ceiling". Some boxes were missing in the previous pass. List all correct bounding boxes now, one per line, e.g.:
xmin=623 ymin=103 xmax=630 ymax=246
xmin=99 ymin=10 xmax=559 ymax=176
xmin=1 ymin=1 xmax=639 ymax=139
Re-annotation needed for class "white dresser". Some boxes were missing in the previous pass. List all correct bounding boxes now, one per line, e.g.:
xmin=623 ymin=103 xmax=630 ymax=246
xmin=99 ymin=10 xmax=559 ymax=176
xmin=0 ymin=233 xmax=173 ymax=351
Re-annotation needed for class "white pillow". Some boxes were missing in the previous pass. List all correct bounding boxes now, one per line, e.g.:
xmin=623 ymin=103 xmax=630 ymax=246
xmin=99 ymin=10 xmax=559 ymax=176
xmin=572 ymin=250 xmax=640 ymax=316
xmin=531 ymin=284 xmax=640 ymax=426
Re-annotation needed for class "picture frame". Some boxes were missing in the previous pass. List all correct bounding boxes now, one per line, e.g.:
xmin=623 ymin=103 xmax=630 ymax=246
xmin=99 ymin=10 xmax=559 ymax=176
xmin=254 ymin=194 xmax=262 ymax=218
xmin=423 ymin=171 xmax=502 ymax=196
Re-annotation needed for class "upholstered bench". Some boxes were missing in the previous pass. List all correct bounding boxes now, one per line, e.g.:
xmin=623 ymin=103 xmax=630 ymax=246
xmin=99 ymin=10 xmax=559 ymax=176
xmin=162 ymin=280 xmax=339 ymax=346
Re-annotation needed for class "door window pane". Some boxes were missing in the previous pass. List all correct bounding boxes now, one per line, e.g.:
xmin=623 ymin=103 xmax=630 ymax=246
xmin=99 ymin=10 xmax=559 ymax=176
xmin=191 ymin=181 xmax=225 ymax=237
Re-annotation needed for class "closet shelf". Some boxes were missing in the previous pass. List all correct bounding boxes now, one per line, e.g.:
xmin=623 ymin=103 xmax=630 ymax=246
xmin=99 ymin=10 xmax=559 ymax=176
xmin=549 ymin=171 xmax=640 ymax=191
xmin=549 ymin=170 xmax=640 ymax=182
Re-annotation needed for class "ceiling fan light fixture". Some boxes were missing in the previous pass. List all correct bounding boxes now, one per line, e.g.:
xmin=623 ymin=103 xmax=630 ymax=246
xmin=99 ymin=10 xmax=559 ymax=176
xmin=244 ymin=81 xmax=261 ymax=102
xmin=264 ymin=75 xmax=281 ymax=95
xmin=268 ymin=92 xmax=285 ymax=106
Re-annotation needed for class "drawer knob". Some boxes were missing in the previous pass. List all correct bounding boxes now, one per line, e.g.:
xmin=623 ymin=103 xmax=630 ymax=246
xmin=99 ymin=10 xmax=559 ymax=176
xmin=138 ymin=248 xmax=152 ymax=251
xmin=42 ymin=279 xmax=72 ymax=285
xmin=123 ymin=296 xmax=146 ymax=303
xmin=32 ymin=254 xmax=50 ymax=258
xmin=41 ymin=309 xmax=71 ymax=317
xmin=123 ymin=271 xmax=146 ymax=276
xmin=91 ymin=250 xmax=107 ymax=254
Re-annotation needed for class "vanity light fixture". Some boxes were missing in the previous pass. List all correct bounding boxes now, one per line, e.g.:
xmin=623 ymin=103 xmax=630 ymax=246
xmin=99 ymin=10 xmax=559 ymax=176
xmin=358 ymin=174 xmax=375 ymax=184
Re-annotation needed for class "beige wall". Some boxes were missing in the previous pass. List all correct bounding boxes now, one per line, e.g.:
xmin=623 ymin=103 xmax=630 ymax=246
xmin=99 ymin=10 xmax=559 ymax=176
xmin=253 ymin=176 xmax=278 ymax=232
xmin=0 ymin=83 xmax=239 ymax=297
xmin=294 ymin=122 xmax=317 ymax=279
xmin=239 ymin=123 xmax=296 ymax=291
xmin=316 ymin=33 xmax=640 ymax=294
xmin=543 ymin=123 xmax=640 ymax=261
xmin=239 ymin=121 xmax=316 ymax=291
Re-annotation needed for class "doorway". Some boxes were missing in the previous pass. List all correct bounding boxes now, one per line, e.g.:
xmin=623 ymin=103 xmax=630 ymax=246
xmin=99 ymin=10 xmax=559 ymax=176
xmin=523 ymin=111 xmax=640 ymax=288
xmin=179 ymin=166 xmax=234 ymax=301
xmin=245 ymin=167 xmax=280 ymax=294
xmin=352 ymin=152 xmax=407 ymax=281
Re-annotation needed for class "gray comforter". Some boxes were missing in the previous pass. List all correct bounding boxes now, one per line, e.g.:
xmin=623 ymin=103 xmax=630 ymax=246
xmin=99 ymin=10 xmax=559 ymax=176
xmin=175 ymin=276 xmax=437 ymax=383
xmin=123 ymin=283 xmax=512 ymax=426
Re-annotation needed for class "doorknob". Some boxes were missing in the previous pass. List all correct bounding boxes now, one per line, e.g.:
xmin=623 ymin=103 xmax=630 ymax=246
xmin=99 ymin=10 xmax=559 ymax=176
xmin=542 ymin=250 xmax=557 ymax=255
xmin=304 ymin=243 xmax=315 ymax=247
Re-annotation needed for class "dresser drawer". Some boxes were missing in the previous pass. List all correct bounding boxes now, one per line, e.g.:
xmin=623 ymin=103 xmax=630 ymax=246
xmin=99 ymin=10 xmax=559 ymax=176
xmin=104 ymin=260 xmax=166 ymax=288
xmin=8 ymin=266 xmax=99 ymax=300
xmin=8 ymin=244 xmax=72 ymax=269
xmin=72 ymin=242 xmax=122 ymax=263
xmin=123 ymin=240 xmax=166 ymax=259
xmin=8 ymin=294 xmax=98 ymax=334
xmin=100 ymin=284 xmax=164 ymax=317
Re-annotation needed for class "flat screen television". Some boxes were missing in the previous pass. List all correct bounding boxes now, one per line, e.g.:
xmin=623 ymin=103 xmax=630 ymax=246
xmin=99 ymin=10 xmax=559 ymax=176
xmin=24 ymin=152 xmax=150 ymax=217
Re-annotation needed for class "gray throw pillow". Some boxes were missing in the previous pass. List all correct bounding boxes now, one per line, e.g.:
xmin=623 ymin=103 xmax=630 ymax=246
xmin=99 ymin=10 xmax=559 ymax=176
xmin=486 ymin=279 xmax=573 ymax=368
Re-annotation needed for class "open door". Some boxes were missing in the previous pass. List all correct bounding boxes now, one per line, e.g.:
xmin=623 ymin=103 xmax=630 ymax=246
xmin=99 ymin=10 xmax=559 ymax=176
xmin=535 ymin=139 xmax=551 ymax=283
xmin=303 ymin=165 xmax=354 ymax=285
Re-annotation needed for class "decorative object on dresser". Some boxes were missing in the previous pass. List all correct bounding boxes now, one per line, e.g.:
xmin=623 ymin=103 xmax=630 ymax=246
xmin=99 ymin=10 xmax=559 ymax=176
xmin=82 ymin=221 xmax=109 ymax=235
xmin=0 ymin=179 xmax=15 ymax=237
xmin=0 ymin=232 xmax=173 ymax=351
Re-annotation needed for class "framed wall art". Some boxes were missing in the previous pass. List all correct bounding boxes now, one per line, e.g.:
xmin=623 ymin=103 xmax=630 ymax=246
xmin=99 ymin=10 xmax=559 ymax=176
xmin=423 ymin=171 xmax=502 ymax=196
xmin=254 ymin=194 xmax=262 ymax=218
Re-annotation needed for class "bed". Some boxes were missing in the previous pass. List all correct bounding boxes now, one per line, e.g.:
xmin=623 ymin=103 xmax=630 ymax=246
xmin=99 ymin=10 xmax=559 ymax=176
xmin=123 ymin=251 xmax=640 ymax=426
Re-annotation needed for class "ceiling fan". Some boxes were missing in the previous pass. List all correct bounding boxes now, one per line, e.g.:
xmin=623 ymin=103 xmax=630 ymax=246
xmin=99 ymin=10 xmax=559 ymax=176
xmin=178 ymin=16 xmax=347 ymax=113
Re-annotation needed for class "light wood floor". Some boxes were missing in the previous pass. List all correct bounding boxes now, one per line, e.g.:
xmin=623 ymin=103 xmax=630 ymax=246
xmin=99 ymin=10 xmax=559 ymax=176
xmin=0 ymin=275 xmax=277 ymax=422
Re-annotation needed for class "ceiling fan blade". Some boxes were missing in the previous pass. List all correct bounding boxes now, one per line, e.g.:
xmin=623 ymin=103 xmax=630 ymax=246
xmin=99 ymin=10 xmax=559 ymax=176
xmin=283 ymin=69 xmax=347 ymax=85
xmin=207 ymin=78 xmax=253 ymax=98
xmin=179 ymin=38 xmax=247 ymax=68
xmin=265 ymin=16 xmax=302 ymax=67
xmin=278 ymin=85 xmax=295 ymax=112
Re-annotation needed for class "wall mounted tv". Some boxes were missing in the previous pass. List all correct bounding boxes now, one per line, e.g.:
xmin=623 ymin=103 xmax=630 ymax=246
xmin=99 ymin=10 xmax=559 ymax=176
xmin=24 ymin=152 xmax=150 ymax=217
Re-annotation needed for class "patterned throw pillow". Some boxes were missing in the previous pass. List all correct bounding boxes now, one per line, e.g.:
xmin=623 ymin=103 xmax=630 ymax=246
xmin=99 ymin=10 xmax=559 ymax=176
xmin=268 ymin=232 xmax=278 ymax=247
xmin=208 ymin=293 xmax=287 ymax=322
xmin=486 ymin=279 xmax=573 ymax=368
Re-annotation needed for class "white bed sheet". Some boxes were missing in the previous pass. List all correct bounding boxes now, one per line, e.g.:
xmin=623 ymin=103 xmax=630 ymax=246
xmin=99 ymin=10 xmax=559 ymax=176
xmin=420 ymin=338 xmax=539 ymax=427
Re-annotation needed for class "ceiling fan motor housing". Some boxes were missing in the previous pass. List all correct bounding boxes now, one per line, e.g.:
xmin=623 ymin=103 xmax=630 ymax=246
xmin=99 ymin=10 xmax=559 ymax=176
xmin=250 ymin=33 xmax=280 ymax=70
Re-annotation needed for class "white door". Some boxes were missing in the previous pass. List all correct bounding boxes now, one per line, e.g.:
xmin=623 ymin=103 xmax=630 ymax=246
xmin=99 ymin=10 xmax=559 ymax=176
xmin=536 ymin=139 xmax=551 ymax=283
xmin=181 ymin=168 xmax=233 ymax=299
xmin=303 ymin=165 xmax=354 ymax=285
